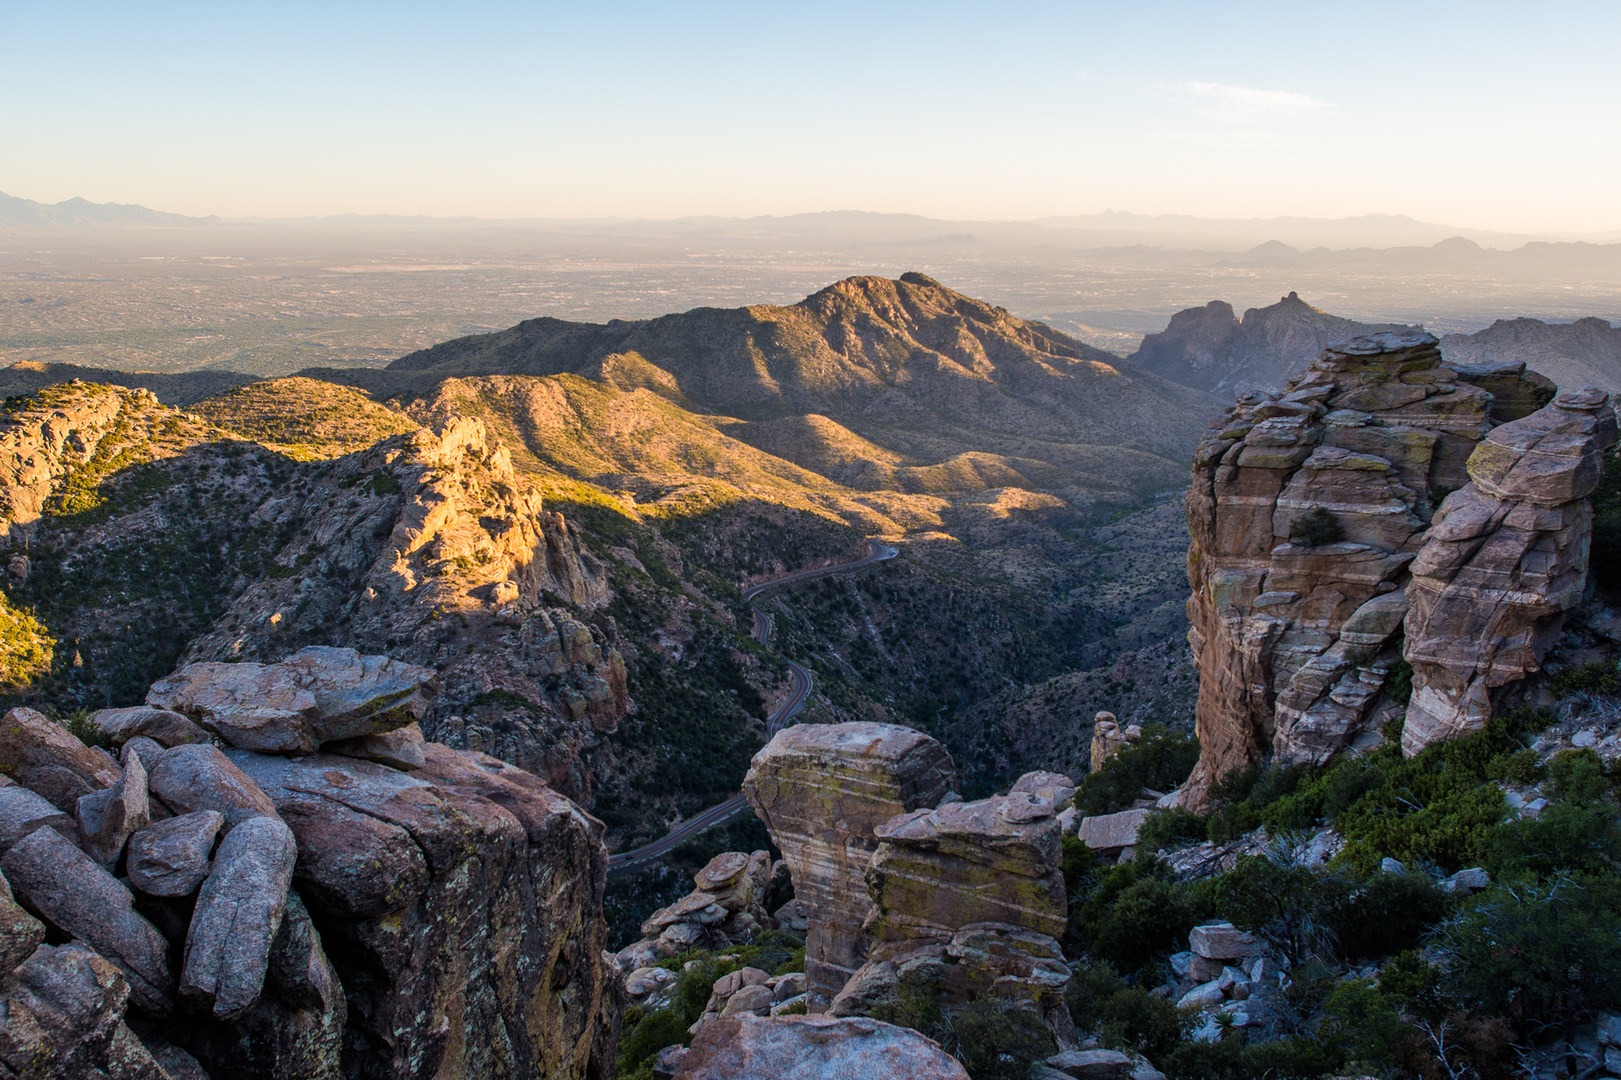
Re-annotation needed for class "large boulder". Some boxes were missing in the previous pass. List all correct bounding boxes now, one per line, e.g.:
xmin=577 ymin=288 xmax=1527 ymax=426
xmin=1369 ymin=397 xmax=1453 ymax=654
xmin=833 ymin=783 xmax=1072 ymax=1040
xmin=127 ymin=810 xmax=225 ymax=897
xmin=182 ymin=814 xmax=299 ymax=1020
xmin=672 ymin=1013 xmax=969 ymax=1080
xmin=77 ymin=745 xmax=151 ymax=866
xmin=0 ymin=782 xmax=76 ymax=854
xmin=0 ymin=869 xmax=45 ymax=975
xmin=0 ymin=706 xmax=120 ymax=811
xmin=0 ymin=942 xmax=173 ymax=1078
xmin=146 ymin=743 xmax=280 ymax=827
xmin=228 ymin=742 xmax=616 ymax=1080
xmin=146 ymin=646 xmax=434 ymax=754
xmin=1 ymin=825 xmax=175 ymax=1013
xmin=742 ymin=723 xmax=956 ymax=1011
xmin=87 ymin=706 xmax=211 ymax=749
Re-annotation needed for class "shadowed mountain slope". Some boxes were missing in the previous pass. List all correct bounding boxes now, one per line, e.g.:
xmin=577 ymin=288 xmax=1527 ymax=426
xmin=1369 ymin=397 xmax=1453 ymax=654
xmin=1125 ymin=291 xmax=1413 ymax=395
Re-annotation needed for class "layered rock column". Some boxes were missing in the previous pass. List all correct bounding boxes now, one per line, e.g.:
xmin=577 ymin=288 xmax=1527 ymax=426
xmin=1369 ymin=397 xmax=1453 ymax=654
xmin=1183 ymin=331 xmax=1503 ymax=806
xmin=1403 ymin=387 xmax=1619 ymax=751
xmin=831 ymin=779 xmax=1072 ymax=1036
xmin=741 ymin=723 xmax=955 ymax=1011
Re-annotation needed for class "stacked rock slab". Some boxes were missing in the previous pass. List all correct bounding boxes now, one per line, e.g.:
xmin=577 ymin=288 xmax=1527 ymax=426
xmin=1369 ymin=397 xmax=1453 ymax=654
xmin=615 ymin=850 xmax=774 ymax=972
xmin=1403 ymin=387 xmax=1619 ymax=751
xmin=831 ymin=776 xmax=1072 ymax=1038
xmin=1182 ymin=331 xmax=1561 ymax=807
xmin=671 ymin=1014 xmax=969 ymax=1080
xmin=741 ymin=723 xmax=956 ymax=1012
xmin=0 ymin=646 xmax=617 ymax=1080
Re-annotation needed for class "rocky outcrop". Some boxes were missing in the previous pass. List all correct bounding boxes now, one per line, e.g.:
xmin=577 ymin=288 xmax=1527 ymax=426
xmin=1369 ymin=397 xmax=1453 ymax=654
xmin=0 ymin=381 xmax=142 ymax=544
xmin=832 ymin=777 xmax=1073 ymax=1039
xmin=1128 ymin=293 xmax=1412 ymax=396
xmin=741 ymin=723 xmax=956 ymax=1011
xmin=670 ymin=1013 xmax=969 ymax=1080
xmin=1184 ymin=330 xmax=1607 ymax=804
xmin=147 ymin=646 xmax=435 ymax=755
xmin=179 ymin=419 xmax=628 ymax=804
xmin=0 ymin=650 xmax=619 ymax=1080
xmin=1403 ymin=387 xmax=1618 ymax=750
xmin=614 ymin=850 xmax=774 ymax=972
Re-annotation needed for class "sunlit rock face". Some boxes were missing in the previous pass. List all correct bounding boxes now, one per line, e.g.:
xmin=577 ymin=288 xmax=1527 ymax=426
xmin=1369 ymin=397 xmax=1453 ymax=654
xmin=1181 ymin=331 xmax=1586 ymax=807
xmin=741 ymin=722 xmax=956 ymax=1012
xmin=1403 ymin=387 xmax=1618 ymax=752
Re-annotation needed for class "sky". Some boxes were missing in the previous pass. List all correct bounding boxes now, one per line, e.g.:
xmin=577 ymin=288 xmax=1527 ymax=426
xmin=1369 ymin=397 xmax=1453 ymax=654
xmin=4 ymin=0 xmax=1619 ymax=233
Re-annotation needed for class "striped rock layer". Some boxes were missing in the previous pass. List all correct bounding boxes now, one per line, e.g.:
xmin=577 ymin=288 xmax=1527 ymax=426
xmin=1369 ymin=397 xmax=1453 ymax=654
xmin=1182 ymin=330 xmax=1612 ymax=807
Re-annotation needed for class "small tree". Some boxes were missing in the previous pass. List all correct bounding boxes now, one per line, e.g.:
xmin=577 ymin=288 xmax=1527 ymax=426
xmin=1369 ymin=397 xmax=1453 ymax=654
xmin=1291 ymin=506 xmax=1345 ymax=547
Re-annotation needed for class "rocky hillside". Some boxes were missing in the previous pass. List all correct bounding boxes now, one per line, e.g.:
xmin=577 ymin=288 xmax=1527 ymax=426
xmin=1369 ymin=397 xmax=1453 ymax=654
xmin=1126 ymin=292 xmax=1412 ymax=396
xmin=1440 ymin=316 xmax=1621 ymax=395
xmin=1127 ymin=294 xmax=1621 ymax=399
xmin=0 ymin=277 xmax=1230 ymax=851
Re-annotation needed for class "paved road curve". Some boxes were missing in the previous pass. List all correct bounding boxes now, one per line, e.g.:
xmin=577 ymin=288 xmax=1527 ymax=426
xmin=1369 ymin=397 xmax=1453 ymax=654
xmin=607 ymin=541 xmax=898 ymax=877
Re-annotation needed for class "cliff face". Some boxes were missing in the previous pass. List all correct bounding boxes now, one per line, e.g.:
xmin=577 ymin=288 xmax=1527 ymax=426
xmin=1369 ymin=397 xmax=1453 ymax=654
xmin=1403 ymin=388 xmax=1618 ymax=750
xmin=0 ymin=649 xmax=618 ymax=1079
xmin=1182 ymin=331 xmax=1599 ymax=807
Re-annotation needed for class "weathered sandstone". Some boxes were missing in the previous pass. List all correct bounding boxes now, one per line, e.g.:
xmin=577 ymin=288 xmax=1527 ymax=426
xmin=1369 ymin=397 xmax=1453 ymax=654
xmin=833 ymin=778 xmax=1071 ymax=1037
xmin=1182 ymin=331 xmax=1588 ymax=804
xmin=671 ymin=1013 xmax=969 ymax=1080
xmin=1403 ymin=387 xmax=1618 ymax=750
xmin=742 ymin=722 xmax=956 ymax=1011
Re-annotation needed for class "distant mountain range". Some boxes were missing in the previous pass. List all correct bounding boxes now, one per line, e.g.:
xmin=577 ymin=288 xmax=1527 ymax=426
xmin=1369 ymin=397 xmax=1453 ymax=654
xmin=5 ymin=190 xmax=1618 ymax=251
xmin=1122 ymin=293 xmax=1621 ymax=395
xmin=0 ymin=190 xmax=218 ymax=228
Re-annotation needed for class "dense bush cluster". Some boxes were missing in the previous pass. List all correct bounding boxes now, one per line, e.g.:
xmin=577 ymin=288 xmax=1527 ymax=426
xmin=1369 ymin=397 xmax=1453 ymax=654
xmin=1066 ymin=703 xmax=1621 ymax=1077
xmin=614 ymin=932 xmax=806 ymax=1080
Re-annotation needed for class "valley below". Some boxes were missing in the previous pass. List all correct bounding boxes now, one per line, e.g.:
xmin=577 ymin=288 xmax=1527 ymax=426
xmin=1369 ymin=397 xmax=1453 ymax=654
xmin=1 ymin=252 xmax=1620 ymax=1079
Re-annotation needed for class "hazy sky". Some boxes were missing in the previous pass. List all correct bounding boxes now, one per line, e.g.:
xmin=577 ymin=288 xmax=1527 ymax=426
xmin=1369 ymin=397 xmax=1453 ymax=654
xmin=5 ymin=0 xmax=1618 ymax=232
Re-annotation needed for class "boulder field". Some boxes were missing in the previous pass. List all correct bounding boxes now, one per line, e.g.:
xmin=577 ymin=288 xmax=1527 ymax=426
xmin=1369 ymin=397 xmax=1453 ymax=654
xmin=0 ymin=646 xmax=617 ymax=1079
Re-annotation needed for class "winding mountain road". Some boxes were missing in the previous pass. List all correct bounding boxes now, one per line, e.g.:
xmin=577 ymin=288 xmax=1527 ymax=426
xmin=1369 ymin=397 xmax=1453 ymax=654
xmin=607 ymin=540 xmax=898 ymax=877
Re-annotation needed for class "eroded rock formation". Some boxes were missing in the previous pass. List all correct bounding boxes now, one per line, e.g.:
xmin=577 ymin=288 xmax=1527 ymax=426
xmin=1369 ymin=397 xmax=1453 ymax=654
xmin=741 ymin=722 xmax=956 ymax=1011
xmin=1404 ymin=387 xmax=1618 ymax=750
xmin=1184 ymin=329 xmax=1612 ymax=805
xmin=0 ymin=648 xmax=618 ymax=1080
xmin=831 ymin=777 xmax=1073 ymax=1038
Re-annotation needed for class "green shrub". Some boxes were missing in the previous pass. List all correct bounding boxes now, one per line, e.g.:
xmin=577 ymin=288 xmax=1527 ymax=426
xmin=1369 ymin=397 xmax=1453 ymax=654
xmin=1136 ymin=807 xmax=1207 ymax=852
xmin=1548 ymin=748 xmax=1611 ymax=803
xmin=1436 ymin=874 xmax=1621 ymax=1031
xmin=870 ymin=967 xmax=1055 ymax=1080
xmin=1322 ymin=972 xmax=1413 ymax=1070
xmin=1484 ymin=748 xmax=1542 ymax=786
xmin=1326 ymin=870 xmax=1448 ymax=962
xmin=1329 ymin=711 xmax=1543 ymax=872
xmin=1096 ymin=986 xmax=1185 ymax=1061
xmin=1549 ymin=659 xmax=1621 ymax=697
xmin=1484 ymin=799 xmax=1621 ymax=880
xmin=1060 ymin=833 xmax=1101 ymax=896
xmin=1077 ymin=863 xmax=1212 ymax=970
xmin=945 ymin=999 xmax=1057 ymax=1080
xmin=1074 ymin=727 xmax=1199 ymax=816
xmin=1291 ymin=506 xmax=1345 ymax=547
